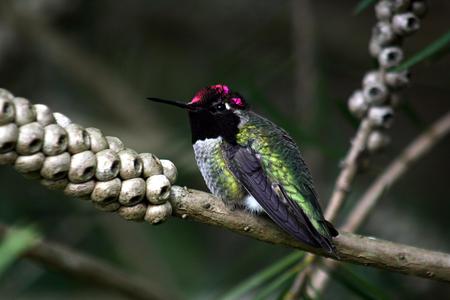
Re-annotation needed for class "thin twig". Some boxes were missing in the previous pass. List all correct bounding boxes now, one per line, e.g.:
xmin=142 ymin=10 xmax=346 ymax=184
xmin=306 ymin=111 xmax=450 ymax=295
xmin=0 ymin=224 xmax=170 ymax=300
xmin=325 ymin=118 xmax=373 ymax=221
xmin=169 ymin=186 xmax=450 ymax=283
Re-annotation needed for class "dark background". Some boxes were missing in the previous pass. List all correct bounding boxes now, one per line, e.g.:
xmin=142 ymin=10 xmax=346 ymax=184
xmin=0 ymin=0 xmax=449 ymax=299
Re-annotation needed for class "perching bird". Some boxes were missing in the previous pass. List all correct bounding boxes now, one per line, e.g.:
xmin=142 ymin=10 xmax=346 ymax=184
xmin=148 ymin=84 xmax=338 ymax=255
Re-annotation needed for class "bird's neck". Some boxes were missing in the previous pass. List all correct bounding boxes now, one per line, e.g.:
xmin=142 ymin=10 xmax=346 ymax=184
xmin=189 ymin=110 xmax=240 ymax=145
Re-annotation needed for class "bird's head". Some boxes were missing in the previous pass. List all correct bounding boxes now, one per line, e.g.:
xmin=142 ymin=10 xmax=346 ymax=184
xmin=148 ymin=84 xmax=248 ymax=143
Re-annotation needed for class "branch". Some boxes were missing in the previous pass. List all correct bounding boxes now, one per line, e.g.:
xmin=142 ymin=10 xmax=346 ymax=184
xmin=0 ymin=224 xmax=169 ymax=300
xmin=169 ymin=186 xmax=450 ymax=282
xmin=306 ymin=110 xmax=450 ymax=294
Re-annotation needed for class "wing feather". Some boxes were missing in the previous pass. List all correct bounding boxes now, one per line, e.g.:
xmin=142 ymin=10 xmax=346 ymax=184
xmin=226 ymin=146 xmax=336 ymax=253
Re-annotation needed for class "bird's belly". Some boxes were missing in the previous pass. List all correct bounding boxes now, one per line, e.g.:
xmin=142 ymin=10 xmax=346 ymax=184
xmin=193 ymin=138 xmax=246 ymax=205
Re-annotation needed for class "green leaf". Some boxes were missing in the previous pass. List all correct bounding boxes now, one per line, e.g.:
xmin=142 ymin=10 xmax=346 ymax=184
xmin=353 ymin=0 xmax=376 ymax=15
xmin=220 ymin=251 xmax=303 ymax=300
xmin=254 ymin=258 xmax=311 ymax=300
xmin=0 ymin=225 xmax=40 ymax=276
xmin=394 ymin=30 xmax=450 ymax=71
xmin=330 ymin=264 xmax=391 ymax=300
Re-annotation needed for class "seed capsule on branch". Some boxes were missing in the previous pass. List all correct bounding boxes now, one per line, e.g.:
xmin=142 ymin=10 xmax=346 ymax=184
xmin=392 ymin=13 xmax=420 ymax=35
xmin=40 ymin=152 xmax=71 ymax=180
xmin=16 ymin=122 xmax=44 ymax=155
xmin=0 ymin=152 xmax=17 ymax=165
xmin=34 ymin=104 xmax=55 ymax=126
xmin=119 ymin=178 xmax=146 ymax=206
xmin=140 ymin=153 xmax=163 ymax=178
xmin=144 ymin=202 xmax=172 ymax=225
xmin=348 ymin=90 xmax=369 ymax=119
xmin=13 ymin=97 xmax=36 ymax=125
xmin=160 ymin=159 xmax=177 ymax=184
xmin=372 ymin=22 xmax=397 ymax=46
xmin=64 ymin=180 xmax=96 ymax=199
xmin=14 ymin=152 xmax=45 ymax=174
xmin=411 ymin=0 xmax=427 ymax=18
xmin=0 ymin=89 xmax=13 ymax=100
xmin=40 ymin=178 xmax=69 ymax=190
xmin=118 ymin=203 xmax=147 ymax=221
xmin=363 ymin=81 xmax=388 ymax=105
xmin=68 ymin=150 xmax=96 ymax=183
xmin=94 ymin=202 xmax=121 ymax=212
xmin=368 ymin=106 xmax=394 ymax=128
xmin=0 ymin=95 xmax=15 ymax=125
xmin=369 ymin=37 xmax=383 ymax=58
xmin=95 ymin=149 xmax=120 ymax=181
xmin=106 ymin=136 xmax=124 ymax=152
xmin=385 ymin=70 xmax=411 ymax=89
xmin=43 ymin=124 xmax=68 ymax=155
xmin=118 ymin=148 xmax=142 ymax=180
xmin=0 ymin=123 xmax=18 ymax=153
xmin=91 ymin=178 xmax=121 ymax=205
xmin=146 ymin=174 xmax=171 ymax=204
xmin=367 ymin=130 xmax=391 ymax=153
xmin=85 ymin=127 xmax=108 ymax=153
xmin=53 ymin=112 xmax=72 ymax=128
xmin=375 ymin=1 xmax=394 ymax=21
xmin=363 ymin=70 xmax=383 ymax=87
xmin=378 ymin=47 xmax=404 ymax=68
xmin=66 ymin=123 xmax=91 ymax=154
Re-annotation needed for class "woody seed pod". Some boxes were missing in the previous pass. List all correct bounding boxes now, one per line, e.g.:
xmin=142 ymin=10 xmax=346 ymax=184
xmin=95 ymin=149 xmax=120 ymax=181
xmin=14 ymin=152 xmax=45 ymax=174
xmin=160 ymin=159 xmax=177 ymax=184
xmin=144 ymin=202 xmax=172 ymax=224
xmin=392 ymin=13 xmax=420 ymax=36
xmin=0 ymin=123 xmax=18 ymax=153
xmin=68 ymin=150 xmax=96 ymax=183
xmin=13 ymin=97 xmax=36 ymax=125
xmin=378 ymin=47 xmax=403 ymax=68
xmin=106 ymin=136 xmax=124 ymax=152
xmin=348 ymin=90 xmax=368 ymax=119
xmin=64 ymin=180 xmax=96 ymax=199
xmin=0 ymin=94 xmax=15 ymax=125
xmin=34 ymin=104 xmax=55 ymax=126
xmin=368 ymin=106 xmax=394 ymax=128
xmin=40 ymin=152 xmax=71 ymax=180
xmin=118 ymin=203 xmax=147 ymax=221
xmin=140 ymin=153 xmax=163 ymax=178
xmin=53 ymin=112 xmax=72 ymax=128
xmin=118 ymin=148 xmax=142 ymax=179
xmin=91 ymin=178 xmax=121 ymax=205
xmin=66 ymin=123 xmax=90 ymax=154
xmin=119 ymin=178 xmax=146 ymax=206
xmin=43 ymin=124 xmax=68 ymax=155
xmin=146 ymin=174 xmax=171 ymax=204
xmin=85 ymin=127 xmax=108 ymax=153
xmin=367 ymin=130 xmax=391 ymax=153
xmin=16 ymin=122 xmax=44 ymax=155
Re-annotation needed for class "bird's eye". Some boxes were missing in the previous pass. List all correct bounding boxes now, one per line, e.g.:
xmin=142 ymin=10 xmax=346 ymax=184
xmin=215 ymin=103 xmax=226 ymax=111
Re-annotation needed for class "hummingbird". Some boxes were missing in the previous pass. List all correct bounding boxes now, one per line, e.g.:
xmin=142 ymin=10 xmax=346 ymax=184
xmin=148 ymin=84 xmax=338 ymax=255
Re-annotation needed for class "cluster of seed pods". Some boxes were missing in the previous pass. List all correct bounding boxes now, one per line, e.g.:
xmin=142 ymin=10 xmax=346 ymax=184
xmin=0 ymin=88 xmax=177 ymax=224
xmin=348 ymin=0 xmax=426 ymax=153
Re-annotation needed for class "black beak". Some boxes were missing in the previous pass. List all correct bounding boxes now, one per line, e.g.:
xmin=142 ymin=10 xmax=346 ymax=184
xmin=146 ymin=97 xmax=191 ymax=109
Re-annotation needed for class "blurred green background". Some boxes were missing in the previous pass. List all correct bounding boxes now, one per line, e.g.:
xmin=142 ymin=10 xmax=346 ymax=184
xmin=0 ymin=0 xmax=449 ymax=299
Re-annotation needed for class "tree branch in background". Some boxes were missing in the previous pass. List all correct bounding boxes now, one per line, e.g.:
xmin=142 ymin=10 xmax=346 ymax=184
xmin=306 ymin=110 xmax=450 ymax=295
xmin=0 ymin=224 xmax=169 ymax=300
